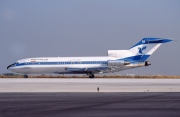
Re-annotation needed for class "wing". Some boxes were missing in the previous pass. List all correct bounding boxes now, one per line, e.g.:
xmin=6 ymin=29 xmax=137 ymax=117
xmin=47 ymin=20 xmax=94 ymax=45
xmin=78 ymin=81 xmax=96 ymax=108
xmin=65 ymin=66 xmax=109 ymax=73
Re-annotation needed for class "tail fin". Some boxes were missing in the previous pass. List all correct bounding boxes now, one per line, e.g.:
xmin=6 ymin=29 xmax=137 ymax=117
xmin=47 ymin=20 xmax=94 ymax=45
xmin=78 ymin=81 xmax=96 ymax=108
xmin=126 ymin=38 xmax=172 ymax=61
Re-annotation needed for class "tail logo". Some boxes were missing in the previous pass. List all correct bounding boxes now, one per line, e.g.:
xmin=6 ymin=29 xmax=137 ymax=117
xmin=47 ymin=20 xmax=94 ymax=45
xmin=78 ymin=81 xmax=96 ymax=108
xmin=138 ymin=46 xmax=147 ymax=54
xmin=142 ymin=40 xmax=146 ymax=43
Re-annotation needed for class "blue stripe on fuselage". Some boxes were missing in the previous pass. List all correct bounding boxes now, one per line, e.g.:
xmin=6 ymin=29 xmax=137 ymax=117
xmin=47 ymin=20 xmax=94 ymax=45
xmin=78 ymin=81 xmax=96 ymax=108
xmin=119 ymin=55 xmax=150 ymax=61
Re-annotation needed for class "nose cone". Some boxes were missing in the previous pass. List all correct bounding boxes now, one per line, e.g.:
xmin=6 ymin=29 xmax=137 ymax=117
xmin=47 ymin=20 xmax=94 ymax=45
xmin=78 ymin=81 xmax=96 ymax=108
xmin=7 ymin=65 xmax=11 ymax=69
xmin=7 ymin=64 xmax=14 ymax=70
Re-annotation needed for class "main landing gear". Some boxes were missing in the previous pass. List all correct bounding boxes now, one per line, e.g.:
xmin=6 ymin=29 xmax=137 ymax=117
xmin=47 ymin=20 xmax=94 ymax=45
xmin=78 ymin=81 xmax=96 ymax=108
xmin=89 ymin=73 xmax=95 ymax=78
xmin=24 ymin=75 xmax=28 ymax=78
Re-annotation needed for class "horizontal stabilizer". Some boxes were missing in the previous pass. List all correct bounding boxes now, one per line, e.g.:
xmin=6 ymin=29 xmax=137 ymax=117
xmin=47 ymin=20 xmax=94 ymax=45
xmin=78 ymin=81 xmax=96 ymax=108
xmin=144 ymin=38 xmax=172 ymax=43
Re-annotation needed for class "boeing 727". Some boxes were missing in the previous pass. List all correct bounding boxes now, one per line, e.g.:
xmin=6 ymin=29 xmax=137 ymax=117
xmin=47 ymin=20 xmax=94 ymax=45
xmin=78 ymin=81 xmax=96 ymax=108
xmin=7 ymin=38 xmax=172 ymax=78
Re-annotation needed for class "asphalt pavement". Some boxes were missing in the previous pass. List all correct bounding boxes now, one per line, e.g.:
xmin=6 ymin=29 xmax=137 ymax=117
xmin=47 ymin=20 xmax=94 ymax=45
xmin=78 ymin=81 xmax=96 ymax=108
xmin=0 ymin=92 xmax=180 ymax=117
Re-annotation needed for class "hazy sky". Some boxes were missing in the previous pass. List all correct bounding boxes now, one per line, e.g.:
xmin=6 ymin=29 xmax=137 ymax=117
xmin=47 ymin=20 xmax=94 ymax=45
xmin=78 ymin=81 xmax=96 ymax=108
xmin=0 ymin=0 xmax=180 ymax=75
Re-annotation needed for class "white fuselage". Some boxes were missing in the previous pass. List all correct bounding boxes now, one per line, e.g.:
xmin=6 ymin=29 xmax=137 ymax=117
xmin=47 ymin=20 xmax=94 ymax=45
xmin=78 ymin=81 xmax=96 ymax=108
xmin=8 ymin=56 xmax=135 ymax=74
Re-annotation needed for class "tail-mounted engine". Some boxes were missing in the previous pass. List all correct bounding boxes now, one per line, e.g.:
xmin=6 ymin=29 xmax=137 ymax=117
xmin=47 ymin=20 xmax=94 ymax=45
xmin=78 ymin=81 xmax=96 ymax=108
xmin=108 ymin=60 xmax=130 ymax=67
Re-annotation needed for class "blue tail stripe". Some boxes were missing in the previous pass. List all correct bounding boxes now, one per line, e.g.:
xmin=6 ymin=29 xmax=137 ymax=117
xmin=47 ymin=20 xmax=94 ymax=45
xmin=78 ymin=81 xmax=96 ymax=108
xmin=119 ymin=55 xmax=150 ymax=61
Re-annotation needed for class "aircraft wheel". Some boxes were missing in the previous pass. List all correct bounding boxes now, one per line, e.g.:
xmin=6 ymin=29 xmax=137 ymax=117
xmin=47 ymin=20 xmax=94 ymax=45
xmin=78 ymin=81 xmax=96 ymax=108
xmin=89 ymin=74 xmax=95 ymax=78
xmin=24 ymin=75 xmax=28 ymax=78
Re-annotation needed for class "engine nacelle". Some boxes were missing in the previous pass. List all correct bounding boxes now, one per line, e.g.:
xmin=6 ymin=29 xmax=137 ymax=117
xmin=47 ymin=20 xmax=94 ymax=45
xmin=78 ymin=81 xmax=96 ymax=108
xmin=108 ymin=60 xmax=130 ymax=67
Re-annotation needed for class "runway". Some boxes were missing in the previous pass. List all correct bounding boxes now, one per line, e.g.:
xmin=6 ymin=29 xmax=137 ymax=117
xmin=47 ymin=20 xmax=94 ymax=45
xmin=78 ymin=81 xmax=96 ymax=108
xmin=0 ymin=78 xmax=180 ymax=92
xmin=0 ymin=78 xmax=180 ymax=117
xmin=0 ymin=92 xmax=180 ymax=117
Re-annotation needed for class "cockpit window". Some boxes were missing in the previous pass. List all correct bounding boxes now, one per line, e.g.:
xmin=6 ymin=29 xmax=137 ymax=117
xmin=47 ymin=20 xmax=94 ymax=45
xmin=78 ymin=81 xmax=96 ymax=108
xmin=7 ymin=62 xmax=19 ymax=69
xmin=11 ymin=62 xmax=19 ymax=66
xmin=13 ymin=62 xmax=19 ymax=64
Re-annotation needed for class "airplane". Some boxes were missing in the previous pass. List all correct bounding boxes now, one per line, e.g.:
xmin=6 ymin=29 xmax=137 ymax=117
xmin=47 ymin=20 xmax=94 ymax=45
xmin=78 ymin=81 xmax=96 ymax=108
xmin=7 ymin=38 xmax=172 ymax=78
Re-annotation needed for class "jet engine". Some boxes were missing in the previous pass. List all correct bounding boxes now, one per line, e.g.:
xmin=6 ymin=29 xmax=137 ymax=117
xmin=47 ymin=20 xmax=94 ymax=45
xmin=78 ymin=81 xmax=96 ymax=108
xmin=108 ymin=60 xmax=130 ymax=67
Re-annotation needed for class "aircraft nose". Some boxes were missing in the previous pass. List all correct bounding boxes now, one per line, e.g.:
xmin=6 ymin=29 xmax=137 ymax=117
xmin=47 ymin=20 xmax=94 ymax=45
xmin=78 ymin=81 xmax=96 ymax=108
xmin=7 ymin=65 xmax=11 ymax=69
xmin=7 ymin=64 xmax=13 ymax=69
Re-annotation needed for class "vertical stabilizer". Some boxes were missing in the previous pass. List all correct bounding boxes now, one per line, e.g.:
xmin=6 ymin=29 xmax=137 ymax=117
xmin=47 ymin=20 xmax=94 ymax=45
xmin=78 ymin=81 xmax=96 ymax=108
xmin=124 ymin=38 xmax=172 ymax=61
